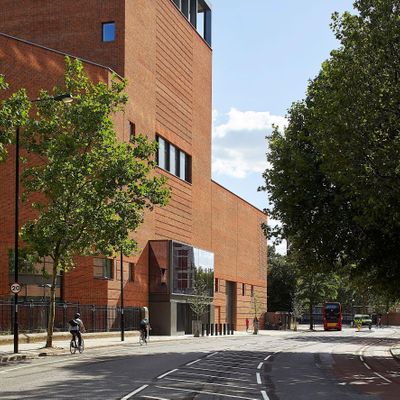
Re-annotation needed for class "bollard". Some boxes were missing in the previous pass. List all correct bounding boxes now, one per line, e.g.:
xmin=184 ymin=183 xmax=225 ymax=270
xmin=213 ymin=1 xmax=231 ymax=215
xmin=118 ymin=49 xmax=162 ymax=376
xmin=219 ymin=323 xmax=222 ymax=335
xmin=227 ymin=323 xmax=230 ymax=335
xmin=206 ymin=323 xmax=210 ymax=336
xmin=201 ymin=324 xmax=205 ymax=336
xmin=223 ymin=323 xmax=226 ymax=335
xmin=231 ymin=324 xmax=234 ymax=335
xmin=211 ymin=323 xmax=214 ymax=336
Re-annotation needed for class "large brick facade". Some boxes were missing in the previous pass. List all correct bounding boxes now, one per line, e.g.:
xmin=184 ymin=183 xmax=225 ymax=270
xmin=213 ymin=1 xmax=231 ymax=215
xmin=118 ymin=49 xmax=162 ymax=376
xmin=0 ymin=0 xmax=267 ymax=333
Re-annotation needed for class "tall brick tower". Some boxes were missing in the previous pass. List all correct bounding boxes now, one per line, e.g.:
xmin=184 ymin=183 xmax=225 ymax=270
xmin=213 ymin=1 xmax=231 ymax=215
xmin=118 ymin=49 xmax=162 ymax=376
xmin=0 ymin=1 xmax=267 ymax=335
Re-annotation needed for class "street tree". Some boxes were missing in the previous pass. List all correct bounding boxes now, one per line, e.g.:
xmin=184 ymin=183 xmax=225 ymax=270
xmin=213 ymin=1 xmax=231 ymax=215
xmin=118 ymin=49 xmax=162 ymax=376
xmin=267 ymin=245 xmax=296 ymax=312
xmin=261 ymin=0 xmax=400 ymax=295
xmin=0 ymin=58 xmax=170 ymax=347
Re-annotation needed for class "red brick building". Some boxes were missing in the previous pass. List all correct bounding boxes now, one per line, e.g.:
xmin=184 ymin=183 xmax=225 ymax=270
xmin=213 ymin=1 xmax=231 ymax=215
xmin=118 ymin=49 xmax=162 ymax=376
xmin=0 ymin=0 xmax=267 ymax=334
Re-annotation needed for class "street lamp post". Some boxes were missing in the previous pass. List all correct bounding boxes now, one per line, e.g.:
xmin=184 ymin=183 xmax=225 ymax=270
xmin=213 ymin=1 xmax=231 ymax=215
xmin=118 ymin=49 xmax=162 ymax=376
xmin=13 ymin=93 xmax=73 ymax=353
xmin=120 ymin=248 xmax=125 ymax=341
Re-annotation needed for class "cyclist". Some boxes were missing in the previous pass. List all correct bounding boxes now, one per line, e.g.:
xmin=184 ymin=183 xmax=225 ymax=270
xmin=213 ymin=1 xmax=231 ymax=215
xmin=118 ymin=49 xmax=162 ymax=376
xmin=139 ymin=317 xmax=150 ymax=342
xmin=69 ymin=312 xmax=85 ymax=348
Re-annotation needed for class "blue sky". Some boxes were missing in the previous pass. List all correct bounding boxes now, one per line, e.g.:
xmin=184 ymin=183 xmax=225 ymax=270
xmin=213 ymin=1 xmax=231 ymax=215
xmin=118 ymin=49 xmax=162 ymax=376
xmin=211 ymin=0 xmax=355 ymax=218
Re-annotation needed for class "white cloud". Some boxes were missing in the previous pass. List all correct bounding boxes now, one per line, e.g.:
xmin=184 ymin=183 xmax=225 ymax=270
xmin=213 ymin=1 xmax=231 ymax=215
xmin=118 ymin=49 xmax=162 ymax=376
xmin=212 ymin=108 xmax=287 ymax=179
xmin=213 ymin=107 xmax=287 ymax=139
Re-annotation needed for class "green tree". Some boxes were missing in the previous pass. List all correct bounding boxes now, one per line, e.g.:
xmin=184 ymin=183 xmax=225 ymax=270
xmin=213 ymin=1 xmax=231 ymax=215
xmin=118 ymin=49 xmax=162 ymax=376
xmin=267 ymin=246 xmax=296 ymax=312
xmin=0 ymin=58 xmax=170 ymax=347
xmin=295 ymin=265 xmax=340 ymax=330
xmin=261 ymin=0 xmax=400 ymax=297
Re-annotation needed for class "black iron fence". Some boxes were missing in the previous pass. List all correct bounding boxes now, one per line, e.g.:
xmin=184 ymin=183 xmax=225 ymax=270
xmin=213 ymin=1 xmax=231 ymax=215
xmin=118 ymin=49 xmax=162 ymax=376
xmin=0 ymin=300 xmax=144 ymax=334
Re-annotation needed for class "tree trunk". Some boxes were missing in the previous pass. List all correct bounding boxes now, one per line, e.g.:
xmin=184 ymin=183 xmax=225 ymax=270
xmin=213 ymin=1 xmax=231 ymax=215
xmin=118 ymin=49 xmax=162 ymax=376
xmin=45 ymin=261 xmax=58 ymax=348
xmin=309 ymin=302 xmax=313 ymax=330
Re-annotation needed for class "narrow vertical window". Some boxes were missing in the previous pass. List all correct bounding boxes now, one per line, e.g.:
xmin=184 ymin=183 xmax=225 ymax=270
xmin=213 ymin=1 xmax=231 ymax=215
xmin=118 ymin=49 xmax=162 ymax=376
xmin=179 ymin=151 xmax=186 ymax=180
xmin=242 ymin=283 xmax=245 ymax=296
xmin=185 ymin=154 xmax=192 ymax=183
xmin=129 ymin=263 xmax=135 ymax=282
xmin=169 ymin=145 xmax=176 ymax=175
xmin=158 ymin=137 xmax=166 ymax=169
xmin=102 ymin=22 xmax=116 ymax=42
xmin=215 ymin=278 xmax=219 ymax=292
xmin=129 ymin=122 xmax=135 ymax=142
xmin=251 ymin=285 xmax=254 ymax=297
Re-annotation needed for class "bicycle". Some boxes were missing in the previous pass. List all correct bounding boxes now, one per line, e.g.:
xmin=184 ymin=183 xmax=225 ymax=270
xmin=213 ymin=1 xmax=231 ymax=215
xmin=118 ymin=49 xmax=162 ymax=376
xmin=70 ymin=334 xmax=85 ymax=354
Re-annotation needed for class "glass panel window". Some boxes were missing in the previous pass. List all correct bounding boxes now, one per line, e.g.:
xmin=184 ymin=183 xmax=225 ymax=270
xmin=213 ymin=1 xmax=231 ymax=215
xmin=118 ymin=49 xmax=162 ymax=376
xmin=102 ymin=22 xmax=116 ymax=42
xmin=179 ymin=151 xmax=186 ymax=179
xmin=169 ymin=145 xmax=176 ymax=175
xmin=156 ymin=135 xmax=191 ymax=183
xmin=94 ymin=258 xmax=114 ymax=279
xmin=158 ymin=137 xmax=166 ymax=169
xmin=172 ymin=242 xmax=214 ymax=297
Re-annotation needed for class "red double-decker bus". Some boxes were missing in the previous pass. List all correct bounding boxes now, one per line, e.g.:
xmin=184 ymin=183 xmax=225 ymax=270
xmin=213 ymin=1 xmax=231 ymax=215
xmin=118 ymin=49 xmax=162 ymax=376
xmin=323 ymin=302 xmax=342 ymax=331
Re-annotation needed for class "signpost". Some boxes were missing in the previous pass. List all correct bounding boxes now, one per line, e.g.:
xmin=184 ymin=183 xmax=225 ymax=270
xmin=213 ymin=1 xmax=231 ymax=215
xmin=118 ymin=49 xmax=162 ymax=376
xmin=10 ymin=283 xmax=21 ymax=294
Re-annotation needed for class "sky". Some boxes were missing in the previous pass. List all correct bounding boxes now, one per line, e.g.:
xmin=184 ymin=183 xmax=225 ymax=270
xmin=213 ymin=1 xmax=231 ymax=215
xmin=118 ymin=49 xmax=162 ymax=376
xmin=210 ymin=0 xmax=355 ymax=252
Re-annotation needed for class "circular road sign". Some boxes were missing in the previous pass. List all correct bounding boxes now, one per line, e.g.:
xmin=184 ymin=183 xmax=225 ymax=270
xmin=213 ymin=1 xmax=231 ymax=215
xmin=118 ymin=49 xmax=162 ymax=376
xmin=10 ymin=283 xmax=21 ymax=294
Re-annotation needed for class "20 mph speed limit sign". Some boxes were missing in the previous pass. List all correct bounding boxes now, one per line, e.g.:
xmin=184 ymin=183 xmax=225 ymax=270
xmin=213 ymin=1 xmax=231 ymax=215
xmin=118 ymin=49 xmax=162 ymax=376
xmin=10 ymin=283 xmax=21 ymax=294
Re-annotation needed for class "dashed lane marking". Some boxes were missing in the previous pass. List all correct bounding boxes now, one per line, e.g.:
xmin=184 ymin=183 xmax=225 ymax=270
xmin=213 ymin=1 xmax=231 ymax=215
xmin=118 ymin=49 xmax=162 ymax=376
xmin=256 ymin=372 xmax=261 ymax=384
xmin=120 ymin=384 xmax=148 ymax=399
xmin=363 ymin=362 xmax=371 ymax=370
xmin=187 ymin=366 xmax=252 ymax=376
xmin=374 ymin=371 xmax=392 ymax=384
xmin=206 ymin=352 xmax=219 ymax=358
xmin=261 ymin=390 xmax=270 ymax=400
xmin=177 ymin=371 xmax=251 ymax=382
xmin=157 ymin=369 xmax=178 ymax=379
xmin=257 ymin=362 xmax=263 ymax=369
xmin=186 ymin=359 xmax=201 ymax=366
xmin=154 ymin=385 xmax=259 ymax=400
xmin=264 ymin=355 xmax=271 ymax=361
xmin=164 ymin=376 xmax=257 ymax=391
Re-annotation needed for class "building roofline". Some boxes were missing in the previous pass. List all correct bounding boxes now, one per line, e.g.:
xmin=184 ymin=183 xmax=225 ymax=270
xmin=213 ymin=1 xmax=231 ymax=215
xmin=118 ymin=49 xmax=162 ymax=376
xmin=0 ymin=32 xmax=122 ymax=79
xmin=211 ymin=179 xmax=267 ymax=216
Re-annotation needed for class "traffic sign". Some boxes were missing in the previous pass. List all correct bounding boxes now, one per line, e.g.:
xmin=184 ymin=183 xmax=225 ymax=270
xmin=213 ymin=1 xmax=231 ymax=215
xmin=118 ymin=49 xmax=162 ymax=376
xmin=10 ymin=283 xmax=21 ymax=294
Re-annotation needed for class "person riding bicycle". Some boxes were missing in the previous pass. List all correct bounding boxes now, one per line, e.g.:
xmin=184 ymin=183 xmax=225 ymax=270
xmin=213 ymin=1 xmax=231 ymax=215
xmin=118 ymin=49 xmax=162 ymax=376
xmin=69 ymin=313 xmax=85 ymax=347
xmin=139 ymin=317 xmax=150 ymax=341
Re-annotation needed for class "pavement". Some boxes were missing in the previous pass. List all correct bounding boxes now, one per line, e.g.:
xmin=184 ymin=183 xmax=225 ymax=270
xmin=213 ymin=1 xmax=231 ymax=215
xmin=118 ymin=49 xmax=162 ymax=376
xmin=1 ymin=326 xmax=399 ymax=363
xmin=0 ymin=328 xmax=296 ymax=362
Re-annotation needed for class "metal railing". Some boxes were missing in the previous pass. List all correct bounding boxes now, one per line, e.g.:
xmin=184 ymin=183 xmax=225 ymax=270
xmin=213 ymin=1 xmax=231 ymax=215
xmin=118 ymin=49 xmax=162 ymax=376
xmin=0 ymin=300 xmax=144 ymax=334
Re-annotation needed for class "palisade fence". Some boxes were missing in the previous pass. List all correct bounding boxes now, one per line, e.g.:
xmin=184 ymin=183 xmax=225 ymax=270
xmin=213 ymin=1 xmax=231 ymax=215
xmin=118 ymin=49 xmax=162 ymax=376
xmin=0 ymin=300 xmax=144 ymax=334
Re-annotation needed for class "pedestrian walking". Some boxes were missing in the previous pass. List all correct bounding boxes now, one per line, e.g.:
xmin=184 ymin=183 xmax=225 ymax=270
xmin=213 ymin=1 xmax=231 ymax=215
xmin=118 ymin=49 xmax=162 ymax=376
xmin=245 ymin=318 xmax=249 ymax=332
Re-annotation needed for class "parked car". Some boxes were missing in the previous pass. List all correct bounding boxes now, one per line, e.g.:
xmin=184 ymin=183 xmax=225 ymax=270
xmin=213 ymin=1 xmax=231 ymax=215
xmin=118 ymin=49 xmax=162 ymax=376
xmin=353 ymin=314 xmax=372 ymax=328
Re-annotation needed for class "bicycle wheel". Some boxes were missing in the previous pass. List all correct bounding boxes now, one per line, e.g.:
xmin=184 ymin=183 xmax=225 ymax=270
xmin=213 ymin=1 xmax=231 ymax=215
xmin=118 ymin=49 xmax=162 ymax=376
xmin=70 ymin=339 xmax=76 ymax=354
xmin=79 ymin=338 xmax=84 ymax=353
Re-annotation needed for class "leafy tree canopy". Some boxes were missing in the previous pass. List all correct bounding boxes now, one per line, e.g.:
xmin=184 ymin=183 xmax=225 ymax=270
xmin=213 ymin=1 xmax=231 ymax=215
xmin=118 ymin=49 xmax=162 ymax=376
xmin=261 ymin=0 xmax=400 ymax=297
xmin=0 ymin=58 xmax=170 ymax=346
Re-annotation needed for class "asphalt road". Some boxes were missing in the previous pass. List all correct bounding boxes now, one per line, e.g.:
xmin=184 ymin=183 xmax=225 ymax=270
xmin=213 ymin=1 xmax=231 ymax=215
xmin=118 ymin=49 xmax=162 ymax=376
xmin=1 ymin=327 xmax=399 ymax=399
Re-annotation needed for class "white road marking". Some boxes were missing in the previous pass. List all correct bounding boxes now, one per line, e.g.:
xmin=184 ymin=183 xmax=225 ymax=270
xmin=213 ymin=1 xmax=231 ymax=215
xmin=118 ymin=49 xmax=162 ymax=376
xmin=177 ymin=371 xmax=251 ymax=382
xmin=155 ymin=385 xmax=259 ymax=400
xmin=157 ymin=368 xmax=178 ymax=379
xmin=204 ymin=361 xmax=256 ymax=370
xmin=374 ymin=371 xmax=392 ymax=383
xmin=164 ymin=376 xmax=255 ymax=390
xmin=363 ymin=362 xmax=371 ymax=370
xmin=186 ymin=359 xmax=201 ymax=366
xmin=257 ymin=362 xmax=263 ymax=369
xmin=256 ymin=372 xmax=261 ymax=384
xmin=261 ymin=390 xmax=270 ymax=400
xmin=264 ymin=355 xmax=271 ymax=361
xmin=142 ymin=396 xmax=170 ymax=400
xmin=206 ymin=351 xmax=219 ymax=358
xmin=360 ymin=355 xmax=364 ymax=362
xmin=187 ymin=366 xmax=252 ymax=376
xmin=120 ymin=384 xmax=148 ymax=399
